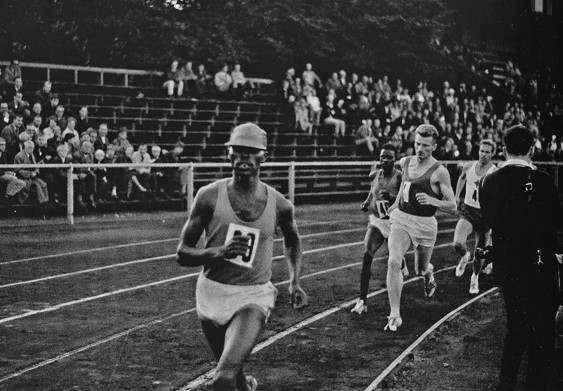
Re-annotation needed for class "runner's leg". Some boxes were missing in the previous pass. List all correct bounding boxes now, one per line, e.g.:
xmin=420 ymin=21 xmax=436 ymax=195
xmin=359 ymin=226 xmax=385 ymax=302
xmin=387 ymin=228 xmax=411 ymax=319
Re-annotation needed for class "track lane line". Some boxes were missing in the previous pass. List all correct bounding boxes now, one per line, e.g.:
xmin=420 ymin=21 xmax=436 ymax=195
xmin=363 ymin=287 xmax=499 ymax=391
xmin=0 ymin=228 xmax=365 ymax=289
xmin=1 ymin=219 xmax=366 ymax=266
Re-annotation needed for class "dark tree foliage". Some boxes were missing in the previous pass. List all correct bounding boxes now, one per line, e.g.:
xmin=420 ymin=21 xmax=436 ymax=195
xmin=0 ymin=0 xmax=450 ymax=79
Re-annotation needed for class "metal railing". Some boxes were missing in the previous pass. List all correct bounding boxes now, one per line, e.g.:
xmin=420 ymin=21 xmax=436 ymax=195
xmin=1 ymin=160 xmax=560 ymax=224
xmin=0 ymin=60 xmax=274 ymax=89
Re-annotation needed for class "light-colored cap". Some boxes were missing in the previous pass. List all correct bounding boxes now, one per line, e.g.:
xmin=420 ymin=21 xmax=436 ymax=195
xmin=225 ymin=123 xmax=267 ymax=150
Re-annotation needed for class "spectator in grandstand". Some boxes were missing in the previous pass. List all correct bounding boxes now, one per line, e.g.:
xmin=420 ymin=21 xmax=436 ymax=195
xmin=50 ymin=144 xmax=74 ymax=204
xmin=41 ymin=115 xmax=58 ymax=141
xmin=294 ymin=96 xmax=313 ymax=135
xmin=94 ymin=122 xmax=110 ymax=152
xmin=73 ymin=141 xmax=97 ymax=209
xmin=150 ymin=144 xmax=168 ymax=200
xmin=196 ymin=64 xmax=213 ymax=99
xmin=62 ymin=132 xmax=78 ymax=156
xmin=43 ymin=94 xmax=60 ymax=119
xmin=28 ymin=115 xmax=43 ymax=136
xmin=181 ymin=60 xmax=198 ymax=98
xmin=0 ymin=136 xmax=26 ymax=210
xmin=33 ymin=81 xmax=53 ymax=108
xmin=355 ymin=119 xmax=378 ymax=158
xmin=103 ymin=144 xmax=121 ymax=202
xmin=130 ymin=143 xmax=152 ymax=201
xmin=1 ymin=60 xmax=23 ymax=100
xmin=53 ymin=104 xmax=67 ymax=131
xmin=29 ymin=101 xmax=42 ymax=119
xmin=306 ymin=88 xmax=322 ymax=126
xmin=93 ymin=148 xmax=109 ymax=203
xmin=324 ymin=72 xmax=342 ymax=97
xmin=231 ymin=63 xmax=253 ymax=100
xmin=75 ymin=106 xmax=90 ymax=134
xmin=46 ymin=125 xmax=61 ymax=156
xmin=0 ymin=102 xmax=12 ymax=127
xmin=7 ymin=91 xmax=30 ymax=119
xmin=175 ymin=123 xmax=307 ymax=391
xmin=1 ymin=114 xmax=25 ymax=163
xmin=163 ymin=59 xmax=185 ymax=98
xmin=214 ymin=64 xmax=233 ymax=100
xmin=322 ymin=91 xmax=346 ymax=137
xmin=279 ymin=79 xmax=294 ymax=103
xmin=62 ymin=116 xmax=79 ymax=145
xmin=301 ymin=62 xmax=322 ymax=90
xmin=14 ymin=139 xmax=50 ymax=217
xmin=292 ymin=76 xmax=303 ymax=98
xmin=112 ymin=126 xmax=132 ymax=155
xmin=159 ymin=140 xmax=186 ymax=199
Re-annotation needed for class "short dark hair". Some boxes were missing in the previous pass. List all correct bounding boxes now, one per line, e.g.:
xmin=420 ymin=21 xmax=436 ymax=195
xmin=479 ymin=139 xmax=496 ymax=153
xmin=380 ymin=143 xmax=397 ymax=155
xmin=503 ymin=125 xmax=534 ymax=156
xmin=415 ymin=124 xmax=439 ymax=143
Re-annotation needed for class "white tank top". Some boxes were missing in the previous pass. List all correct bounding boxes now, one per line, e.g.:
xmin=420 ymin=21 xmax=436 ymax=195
xmin=202 ymin=178 xmax=277 ymax=285
xmin=464 ymin=162 xmax=496 ymax=208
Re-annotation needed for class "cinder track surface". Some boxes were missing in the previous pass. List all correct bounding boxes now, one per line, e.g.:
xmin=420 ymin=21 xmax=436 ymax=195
xmin=1 ymin=204 xmax=554 ymax=390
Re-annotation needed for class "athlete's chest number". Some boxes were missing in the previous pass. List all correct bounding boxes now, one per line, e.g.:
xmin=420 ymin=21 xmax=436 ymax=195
xmin=375 ymin=200 xmax=390 ymax=218
xmin=402 ymin=181 xmax=412 ymax=203
xmin=471 ymin=181 xmax=479 ymax=202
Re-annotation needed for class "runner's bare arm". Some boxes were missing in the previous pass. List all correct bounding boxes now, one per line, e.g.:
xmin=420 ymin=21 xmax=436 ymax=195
xmin=277 ymin=193 xmax=308 ymax=309
xmin=176 ymin=187 xmax=249 ymax=267
xmin=454 ymin=163 xmax=471 ymax=202
xmin=415 ymin=166 xmax=457 ymax=212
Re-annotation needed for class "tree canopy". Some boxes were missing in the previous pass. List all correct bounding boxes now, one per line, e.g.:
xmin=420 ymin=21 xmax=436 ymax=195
xmin=1 ymin=0 xmax=451 ymax=81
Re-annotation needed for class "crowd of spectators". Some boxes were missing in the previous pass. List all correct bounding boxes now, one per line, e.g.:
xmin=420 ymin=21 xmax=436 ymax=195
xmin=0 ymin=61 xmax=193 ymax=218
xmin=278 ymin=61 xmax=563 ymax=163
xmin=2 ymin=53 xmax=562 ymax=218
xmin=162 ymin=59 xmax=254 ymax=100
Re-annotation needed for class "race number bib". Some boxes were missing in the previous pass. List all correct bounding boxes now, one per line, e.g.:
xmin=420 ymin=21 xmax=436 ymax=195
xmin=402 ymin=181 xmax=412 ymax=203
xmin=224 ymin=223 xmax=260 ymax=269
xmin=375 ymin=200 xmax=390 ymax=218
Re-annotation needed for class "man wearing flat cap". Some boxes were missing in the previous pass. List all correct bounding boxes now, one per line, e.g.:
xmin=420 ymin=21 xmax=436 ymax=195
xmin=176 ymin=122 xmax=308 ymax=391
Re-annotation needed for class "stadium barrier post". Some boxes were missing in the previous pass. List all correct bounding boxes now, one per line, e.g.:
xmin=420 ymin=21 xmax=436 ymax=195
xmin=555 ymin=164 xmax=559 ymax=190
xmin=67 ymin=165 xmax=74 ymax=225
xmin=289 ymin=162 xmax=295 ymax=204
xmin=187 ymin=163 xmax=194 ymax=212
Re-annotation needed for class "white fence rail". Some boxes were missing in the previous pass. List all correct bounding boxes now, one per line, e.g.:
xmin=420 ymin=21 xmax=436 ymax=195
xmin=1 ymin=160 xmax=560 ymax=224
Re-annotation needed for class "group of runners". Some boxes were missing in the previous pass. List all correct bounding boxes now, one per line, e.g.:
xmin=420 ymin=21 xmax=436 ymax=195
xmin=175 ymin=122 xmax=501 ymax=390
xmin=351 ymin=126 xmax=498 ymax=334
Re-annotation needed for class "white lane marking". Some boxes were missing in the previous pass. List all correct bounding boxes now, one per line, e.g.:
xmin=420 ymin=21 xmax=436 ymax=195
xmin=0 ymin=232 xmax=458 ymax=384
xmin=0 ymin=237 xmax=379 ymax=324
xmin=2 ymin=219 xmax=366 ymax=265
xmin=0 ymin=308 xmax=197 ymax=384
xmin=0 ymin=228 xmax=365 ymax=289
xmin=179 ymin=242 xmax=455 ymax=390
xmin=0 ymin=241 xmax=370 ymax=382
xmin=363 ymin=287 xmax=499 ymax=391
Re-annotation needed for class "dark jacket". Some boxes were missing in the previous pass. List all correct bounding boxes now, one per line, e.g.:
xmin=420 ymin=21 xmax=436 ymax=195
xmin=480 ymin=164 xmax=562 ymax=286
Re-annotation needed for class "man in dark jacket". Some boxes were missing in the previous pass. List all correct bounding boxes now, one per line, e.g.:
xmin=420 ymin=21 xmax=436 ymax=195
xmin=480 ymin=124 xmax=562 ymax=391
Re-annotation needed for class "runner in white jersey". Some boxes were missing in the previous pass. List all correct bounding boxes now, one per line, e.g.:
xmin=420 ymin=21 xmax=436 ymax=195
xmin=176 ymin=123 xmax=308 ymax=391
xmin=351 ymin=144 xmax=404 ymax=315
xmin=453 ymin=139 xmax=497 ymax=294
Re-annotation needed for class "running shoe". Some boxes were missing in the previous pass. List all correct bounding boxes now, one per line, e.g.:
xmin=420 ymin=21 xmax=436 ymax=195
xmin=246 ymin=375 xmax=258 ymax=391
xmin=384 ymin=316 xmax=402 ymax=332
xmin=424 ymin=279 xmax=437 ymax=298
xmin=469 ymin=273 xmax=479 ymax=294
xmin=350 ymin=299 xmax=367 ymax=314
xmin=482 ymin=262 xmax=493 ymax=275
xmin=455 ymin=251 xmax=471 ymax=277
